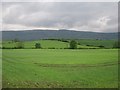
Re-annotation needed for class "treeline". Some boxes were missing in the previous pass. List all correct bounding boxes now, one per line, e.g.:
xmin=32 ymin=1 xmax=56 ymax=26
xmin=2 ymin=40 xmax=77 ymax=49
xmin=1 ymin=38 xmax=120 ymax=49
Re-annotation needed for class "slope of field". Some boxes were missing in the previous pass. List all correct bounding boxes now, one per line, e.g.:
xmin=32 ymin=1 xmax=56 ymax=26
xmin=77 ymin=39 xmax=116 ymax=48
xmin=2 ymin=40 xmax=99 ymax=49
xmin=25 ymin=40 xmax=68 ymax=49
xmin=3 ymin=49 xmax=118 ymax=88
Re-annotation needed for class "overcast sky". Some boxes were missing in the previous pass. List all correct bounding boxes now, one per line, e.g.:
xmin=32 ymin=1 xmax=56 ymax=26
xmin=1 ymin=2 xmax=118 ymax=32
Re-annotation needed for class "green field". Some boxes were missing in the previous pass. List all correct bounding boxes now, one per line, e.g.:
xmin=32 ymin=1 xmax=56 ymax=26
xmin=2 ymin=40 xmax=100 ymax=49
xmin=2 ymin=49 xmax=118 ymax=88
xmin=3 ymin=39 xmax=117 ymax=49
xmin=77 ymin=39 xmax=116 ymax=48
xmin=0 ymin=49 xmax=1 ymax=89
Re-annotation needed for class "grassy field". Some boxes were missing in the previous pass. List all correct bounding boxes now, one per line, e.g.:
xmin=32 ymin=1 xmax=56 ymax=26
xmin=2 ymin=40 xmax=99 ymax=49
xmin=77 ymin=39 xmax=116 ymax=48
xmin=0 ymin=49 xmax=2 ymax=89
xmin=2 ymin=49 xmax=118 ymax=88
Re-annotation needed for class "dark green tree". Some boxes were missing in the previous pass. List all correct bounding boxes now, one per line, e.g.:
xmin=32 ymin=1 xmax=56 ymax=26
xmin=113 ymin=41 xmax=120 ymax=48
xmin=14 ymin=38 xmax=19 ymax=42
xmin=69 ymin=40 xmax=77 ymax=49
xmin=35 ymin=43 xmax=41 ymax=48
xmin=15 ymin=41 xmax=24 ymax=49
xmin=98 ymin=45 xmax=105 ymax=48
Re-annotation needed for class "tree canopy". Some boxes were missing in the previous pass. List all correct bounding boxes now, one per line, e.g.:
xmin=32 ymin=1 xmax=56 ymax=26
xmin=69 ymin=40 xmax=77 ymax=49
xmin=35 ymin=43 xmax=41 ymax=48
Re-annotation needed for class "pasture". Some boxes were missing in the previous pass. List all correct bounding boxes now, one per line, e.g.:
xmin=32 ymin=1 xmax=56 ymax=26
xmin=3 ymin=39 xmax=116 ymax=49
xmin=2 ymin=49 xmax=118 ymax=88
xmin=2 ymin=40 xmax=100 ymax=49
xmin=77 ymin=39 xmax=116 ymax=48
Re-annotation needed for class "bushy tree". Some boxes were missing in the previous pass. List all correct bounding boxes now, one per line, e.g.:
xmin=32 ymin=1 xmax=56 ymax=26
xmin=69 ymin=40 xmax=77 ymax=49
xmin=14 ymin=38 xmax=19 ymax=42
xmin=15 ymin=41 xmax=24 ymax=49
xmin=113 ymin=41 xmax=120 ymax=48
xmin=98 ymin=45 xmax=105 ymax=48
xmin=35 ymin=43 xmax=41 ymax=48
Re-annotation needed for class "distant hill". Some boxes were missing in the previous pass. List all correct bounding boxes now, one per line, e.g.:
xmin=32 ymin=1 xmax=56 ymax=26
xmin=1 ymin=29 xmax=118 ymax=41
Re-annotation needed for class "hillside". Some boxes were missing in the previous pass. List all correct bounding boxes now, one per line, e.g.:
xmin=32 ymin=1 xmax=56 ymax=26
xmin=2 ymin=40 xmax=99 ymax=49
xmin=2 ymin=29 xmax=118 ymax=40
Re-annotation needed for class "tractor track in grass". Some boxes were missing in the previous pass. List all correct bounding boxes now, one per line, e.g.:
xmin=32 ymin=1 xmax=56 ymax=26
xmin=34 ymin=61 xmax=119 ymax=68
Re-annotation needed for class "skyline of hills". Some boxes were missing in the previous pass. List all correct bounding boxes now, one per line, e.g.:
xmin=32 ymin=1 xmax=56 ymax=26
xmin=1 ymin=29 xmax=118 ymax=41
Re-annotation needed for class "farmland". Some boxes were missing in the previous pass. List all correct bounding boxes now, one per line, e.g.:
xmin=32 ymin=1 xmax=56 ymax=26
xmin=77 ymin=39 xmax=116 ymax=48
xmin=1 ymin=1 xmax=119 ymax=88
xmin=2 ymin=39 xmax=117 ymax=49
xmin=2 ymin=49 xmax=118 ymax=88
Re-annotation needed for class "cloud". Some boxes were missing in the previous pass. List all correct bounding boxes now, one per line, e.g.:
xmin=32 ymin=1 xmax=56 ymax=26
xmin=2 ymin=2 xmax=118 ymax=32
xmin=97 ymin=16 xmax=111 ymax=26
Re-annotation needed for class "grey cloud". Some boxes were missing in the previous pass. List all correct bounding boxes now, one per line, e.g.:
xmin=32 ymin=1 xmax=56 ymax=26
xmin=2 ymin=2 xmax=118 ymax=32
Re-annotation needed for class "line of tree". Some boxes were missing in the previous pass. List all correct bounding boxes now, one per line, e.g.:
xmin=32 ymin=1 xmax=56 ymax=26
xmin=2 ymin=38 xmax=120 ymax=49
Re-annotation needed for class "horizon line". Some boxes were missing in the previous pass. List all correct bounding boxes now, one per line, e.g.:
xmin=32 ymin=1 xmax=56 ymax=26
xmin=1 ymin=29 xmax=118 ymax=33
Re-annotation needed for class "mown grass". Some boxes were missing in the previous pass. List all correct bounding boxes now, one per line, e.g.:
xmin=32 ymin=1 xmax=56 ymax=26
xmin=2 ymin=49 xmax=118 ymax=88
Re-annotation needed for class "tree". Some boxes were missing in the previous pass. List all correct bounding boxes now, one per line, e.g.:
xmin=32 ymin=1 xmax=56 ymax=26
xmin=13 ymin=38 xmax=19 ymax=42
xmin=98 ymin=45 xmax=105 ymax=48
xmin=113 ymin=41 xmax=120 ymax=48
xmin=69 ymin=40 xmax=77 ymax=49
xmin=15 ymin=41 xmax=24 ymax=49
xmin=35 ymin=43 xmax=41 ymax=49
